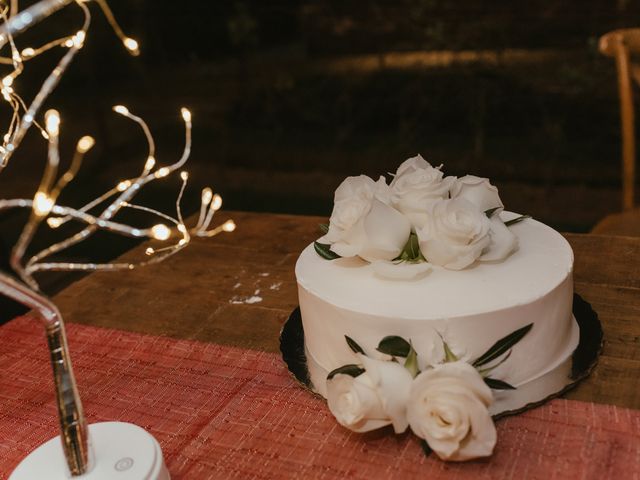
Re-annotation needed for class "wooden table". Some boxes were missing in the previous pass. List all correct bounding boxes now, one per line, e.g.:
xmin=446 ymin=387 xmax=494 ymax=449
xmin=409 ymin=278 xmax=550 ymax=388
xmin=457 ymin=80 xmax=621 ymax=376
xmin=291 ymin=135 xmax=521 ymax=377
xmin=53 ymin=211 xmax=640 ymax=410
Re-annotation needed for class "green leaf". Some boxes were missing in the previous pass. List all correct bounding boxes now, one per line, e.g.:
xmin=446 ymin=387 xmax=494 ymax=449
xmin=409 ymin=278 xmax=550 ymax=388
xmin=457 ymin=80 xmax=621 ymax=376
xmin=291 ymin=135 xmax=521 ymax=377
xmin=395 ymin=232 xmax=425 ymax=263
xmin=314 ymin=241 xmax=341 ymax=260
xmin=484 ymin=377 xmax=516 ymax=390
xmin=484 ymin=207 xmax=501 ymax=218
xmin=403 ymin=342 xmax=420 ymax=377
xmin=472 ymin=324 xmax=533 ymax=367
xmin=327 ymin=364 xmax=365 ymax=380
xmin=420 ymin=440 xmax=432 ymax=457
xmin=318 ymin=223 xmax=329 ymax=234
xmin=442 ymin=340 xmax=459 ymax=363
xmin=377 ymin=336 xmax=411 ymax=357
xmin=504 ymin=215 xmax=531 ymax=227
xmin=345 ymin=335 xmax=365 ymax=354
xmin=477 ymin=350 xmax=512 ymax=377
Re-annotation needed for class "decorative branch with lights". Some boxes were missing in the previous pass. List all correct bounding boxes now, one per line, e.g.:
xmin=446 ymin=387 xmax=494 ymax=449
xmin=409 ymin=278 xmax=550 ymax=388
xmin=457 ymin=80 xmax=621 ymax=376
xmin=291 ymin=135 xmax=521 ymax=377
xmin=3 ymin=105 xmax=235 ymax=289
xmin=0 ymin=0 xmax=142 ymax=171
xmin=0 ymin=0 xmax=234 ymax=476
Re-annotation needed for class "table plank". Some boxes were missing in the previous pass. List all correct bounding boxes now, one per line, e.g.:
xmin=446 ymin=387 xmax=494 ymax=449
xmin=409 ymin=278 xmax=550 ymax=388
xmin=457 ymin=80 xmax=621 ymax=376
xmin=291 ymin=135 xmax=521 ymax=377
xmin=51 ymin=211 xmax=640 ymax=409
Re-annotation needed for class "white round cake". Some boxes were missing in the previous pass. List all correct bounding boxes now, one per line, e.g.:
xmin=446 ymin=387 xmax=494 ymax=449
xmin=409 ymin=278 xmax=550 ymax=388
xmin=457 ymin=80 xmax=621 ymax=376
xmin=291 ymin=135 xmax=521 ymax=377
xmin=296 ymin=212 xmax=579 ymax=415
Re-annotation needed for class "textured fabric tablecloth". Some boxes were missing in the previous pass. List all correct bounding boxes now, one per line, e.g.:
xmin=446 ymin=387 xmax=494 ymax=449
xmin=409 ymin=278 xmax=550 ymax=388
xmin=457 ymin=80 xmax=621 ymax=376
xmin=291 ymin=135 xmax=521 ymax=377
xmin=0 ymin=316 xmax=639 ymax=479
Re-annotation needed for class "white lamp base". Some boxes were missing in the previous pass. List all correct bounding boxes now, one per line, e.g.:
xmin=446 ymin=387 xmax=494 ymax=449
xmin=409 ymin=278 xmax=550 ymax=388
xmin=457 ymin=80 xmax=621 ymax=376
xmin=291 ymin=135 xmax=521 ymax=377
xmin=10 ymin=422 xmax=170 ymax=480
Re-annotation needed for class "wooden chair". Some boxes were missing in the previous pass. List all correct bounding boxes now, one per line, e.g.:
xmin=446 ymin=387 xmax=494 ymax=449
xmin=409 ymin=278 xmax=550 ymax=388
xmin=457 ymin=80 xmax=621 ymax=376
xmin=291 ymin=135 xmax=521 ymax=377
xmin=592 ymin=29 xmax=640 ymax=235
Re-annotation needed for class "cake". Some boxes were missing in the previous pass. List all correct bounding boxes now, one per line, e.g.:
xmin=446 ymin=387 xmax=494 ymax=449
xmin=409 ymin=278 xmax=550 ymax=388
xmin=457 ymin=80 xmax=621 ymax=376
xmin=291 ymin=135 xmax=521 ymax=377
xmin=293 ymin=155 xmax=580 ymax=461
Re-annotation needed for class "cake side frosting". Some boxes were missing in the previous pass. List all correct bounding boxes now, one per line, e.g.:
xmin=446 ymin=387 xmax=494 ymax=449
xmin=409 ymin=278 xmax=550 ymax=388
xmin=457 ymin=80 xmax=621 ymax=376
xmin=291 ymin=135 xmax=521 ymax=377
xmin=296 ymin=212 xmax=579 ymax=406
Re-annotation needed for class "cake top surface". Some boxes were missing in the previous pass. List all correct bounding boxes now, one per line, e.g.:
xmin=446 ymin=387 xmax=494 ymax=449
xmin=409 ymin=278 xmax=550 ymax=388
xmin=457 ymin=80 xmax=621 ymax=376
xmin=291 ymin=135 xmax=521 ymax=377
xmin=296 ymin=211 xmax=573 ymax=319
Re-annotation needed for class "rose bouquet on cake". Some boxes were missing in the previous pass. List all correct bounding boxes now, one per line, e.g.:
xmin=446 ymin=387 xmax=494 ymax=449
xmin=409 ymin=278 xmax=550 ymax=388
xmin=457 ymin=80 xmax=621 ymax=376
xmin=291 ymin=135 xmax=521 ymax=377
xmin=314 ymin=155 xmax=529 ymax=279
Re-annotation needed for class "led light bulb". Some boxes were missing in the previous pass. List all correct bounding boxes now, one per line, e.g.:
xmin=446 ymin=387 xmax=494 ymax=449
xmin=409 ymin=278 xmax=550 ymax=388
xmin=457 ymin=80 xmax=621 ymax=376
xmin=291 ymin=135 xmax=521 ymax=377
xmin=180 ymin=171 xmax=188 ymax=181
xmin=33 ymin=191 xmax=54 ymax=216
xmin=144 ymin=156 xmax=156 ymax=170
xmin=45 ymin=110 xmax=60 ymax=136
xmin=150 ymin=224 xmax=171 ymax=241
xmin=116 ymin=180 xmax=131 ymax=192
xmin=123 ymin=37 xmax=140 ymax=56
xmin=72 ymin=30 xmax=86 ymax=48
xmin=211 ymin=194 xmax=222 ymax=211
xmin=113 ymin=105 xmax=129 ymax=115
xmin=47 ymin=217 xmax=62 ymax=228
xmin=201 ymin=187 xmax=213 ymax=205
xmin=21 ymin=47 xmax=35 ymax=58
xmin=2 ymin=75 xmax=13 ymax=87
xmin=222 ymin=220 xmax=236 ymax=232
xmin=180 ymin=108 xmax=191 ymax=122
xmin=156 ymin=167 xmax=170 ymax=178
xmin=77 ymin=136 xmax=95 ymax=153
xmin=145 ymin=247 xmax=154 ymax=256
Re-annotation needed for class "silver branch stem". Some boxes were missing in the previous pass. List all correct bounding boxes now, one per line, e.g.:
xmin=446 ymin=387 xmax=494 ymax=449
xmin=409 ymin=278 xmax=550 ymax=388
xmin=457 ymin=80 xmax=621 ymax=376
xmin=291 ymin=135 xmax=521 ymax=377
xmin=0 ymin=272 xmax=90 ymax=475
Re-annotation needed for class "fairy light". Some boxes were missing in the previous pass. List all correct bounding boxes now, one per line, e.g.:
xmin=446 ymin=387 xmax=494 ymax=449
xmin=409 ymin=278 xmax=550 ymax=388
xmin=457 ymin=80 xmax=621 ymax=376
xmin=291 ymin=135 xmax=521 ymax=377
xmin=211 ymin=194 xmax=223 ymax=211
xmin=123 ymin=37 xmax=139 ymax=56
xmin=77 ymin=135 xmax=94 ymax=153
xmin=180 ymin=171 xmax=188 ymax=181
xmin=113 ymin=105 xmax=128 ymax=115
xmin=2 ymin=75 xmax=13 ymax=87
xmin=155 ymin=167 xmax=169 ymax=178
xmin=181 ymin=108 xmax=191 ymax=123
xmin=144 ymin=156 xmax=155 ymax=170
xmin=33 ymin=191 xmax=53 ymax=216
xmin=150 ymin=224 xmax=171 ymax=241
xmin=223 ymin=220 xmax=236 ymax=232
xmin=201 ymin=187 xmax=212 ymax=205
xmin=45 ymin=109 xmax=60 ymax=136
xmin=116 ymin=180 xmax=131 ymax=192
xmin=71 ymin=30 xmax=85 ymax=48
xmin=47 ymin=217 xmax=62 ymax=228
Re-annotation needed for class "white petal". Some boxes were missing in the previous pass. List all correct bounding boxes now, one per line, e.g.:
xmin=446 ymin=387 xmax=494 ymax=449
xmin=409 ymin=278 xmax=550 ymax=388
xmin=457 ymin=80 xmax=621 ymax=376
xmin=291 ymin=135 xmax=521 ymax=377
xmin=371 ymin=261 xmax=432 ymax=280
xmin=480 ymin=216 xmax=518 ymax=262
xmin=452 ymin=175 xmax=503 ymax=213
xmin=359 ymin=354 xmax=413 ymax=434
xmin=360 ymin=199 xmax=411 ymax=262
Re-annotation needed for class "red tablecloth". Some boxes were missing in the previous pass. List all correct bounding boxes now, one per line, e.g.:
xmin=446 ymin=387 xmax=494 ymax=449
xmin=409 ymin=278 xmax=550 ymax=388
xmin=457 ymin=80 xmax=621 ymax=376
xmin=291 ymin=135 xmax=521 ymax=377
xmin=0 ymin=316 xmax=638 ymax=479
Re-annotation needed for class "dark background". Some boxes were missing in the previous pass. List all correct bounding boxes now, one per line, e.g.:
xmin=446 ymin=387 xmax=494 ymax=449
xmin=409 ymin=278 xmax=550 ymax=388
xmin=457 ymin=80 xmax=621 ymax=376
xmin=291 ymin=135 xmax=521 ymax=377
xmin=0 ymin=0 xmax=638 ymax=311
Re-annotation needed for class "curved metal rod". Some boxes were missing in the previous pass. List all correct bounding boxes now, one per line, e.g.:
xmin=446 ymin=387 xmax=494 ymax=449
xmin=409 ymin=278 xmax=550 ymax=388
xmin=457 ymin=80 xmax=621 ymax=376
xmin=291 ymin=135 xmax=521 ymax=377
xmin=0 ymin=272 xmax=90 ymax=475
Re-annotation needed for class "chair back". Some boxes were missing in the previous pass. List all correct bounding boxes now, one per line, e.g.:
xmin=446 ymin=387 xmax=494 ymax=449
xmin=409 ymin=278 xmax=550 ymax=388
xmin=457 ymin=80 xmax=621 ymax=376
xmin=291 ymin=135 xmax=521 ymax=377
xmin=600 ymin=29 xmax=640 ymax=210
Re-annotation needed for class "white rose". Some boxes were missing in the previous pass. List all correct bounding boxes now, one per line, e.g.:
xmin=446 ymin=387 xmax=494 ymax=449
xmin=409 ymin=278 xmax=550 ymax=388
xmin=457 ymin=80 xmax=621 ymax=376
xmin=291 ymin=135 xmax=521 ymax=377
xmin=323 ymin=175 xmax=411 ymax=262
xmin=407 ymin=361 xmax=496 ymax=461
xmin=451 ymin=175 xmax=504 ymax=214
xmin=326 ymin=354 xmax=413 ymax=434
xmin=416 ymin=198 xmax=491 ymax=270
xmin=390 ymin=155 xmax=455 ymax=228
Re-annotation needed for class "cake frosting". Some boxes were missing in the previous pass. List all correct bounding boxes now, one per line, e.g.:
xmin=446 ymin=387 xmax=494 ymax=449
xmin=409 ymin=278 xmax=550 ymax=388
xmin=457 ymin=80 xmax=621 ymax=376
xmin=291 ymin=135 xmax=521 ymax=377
xmin=293 ymin=155 xmax=580 ymax=461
